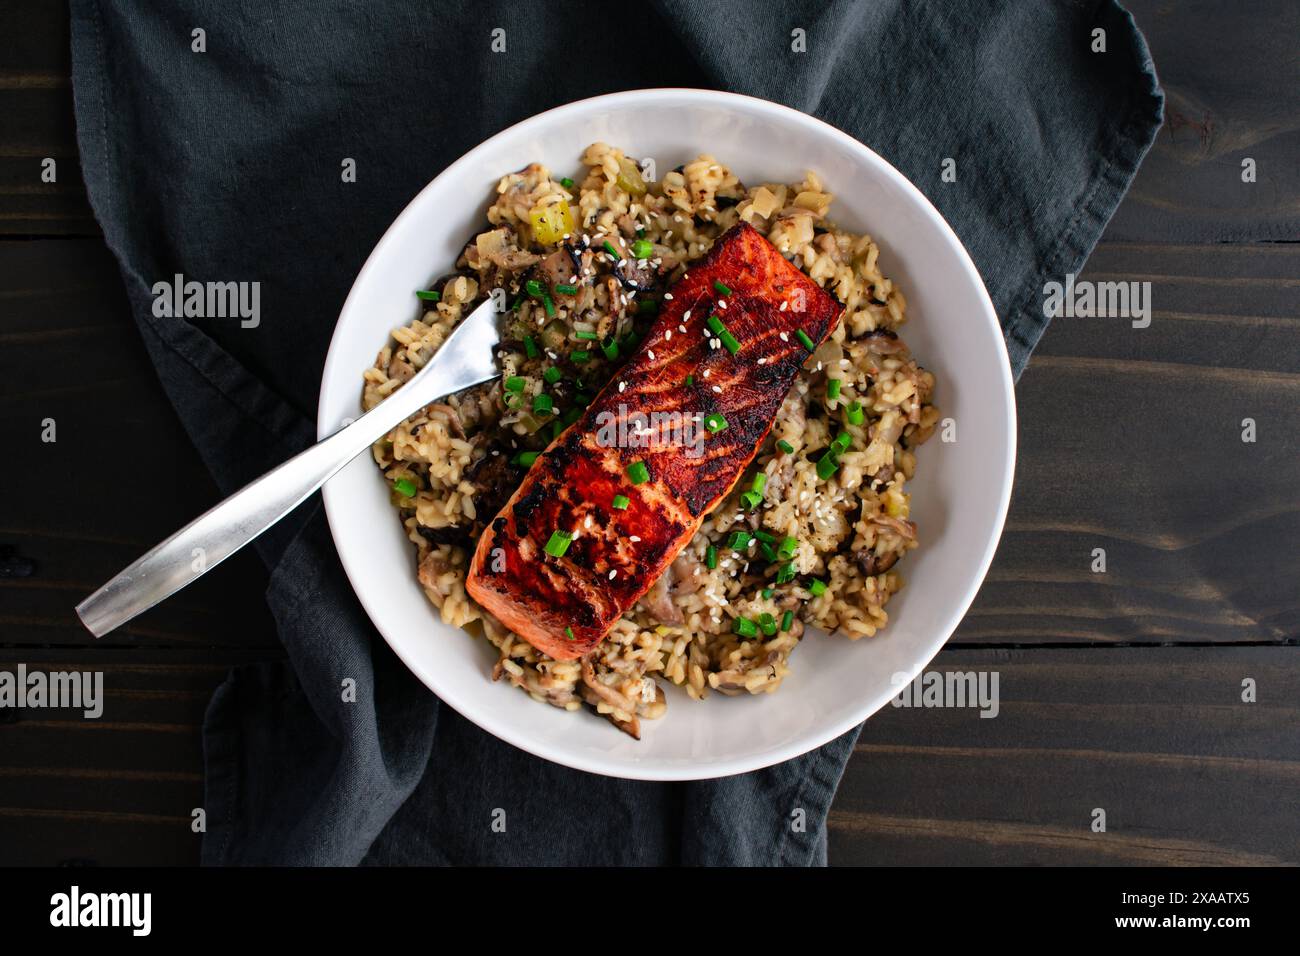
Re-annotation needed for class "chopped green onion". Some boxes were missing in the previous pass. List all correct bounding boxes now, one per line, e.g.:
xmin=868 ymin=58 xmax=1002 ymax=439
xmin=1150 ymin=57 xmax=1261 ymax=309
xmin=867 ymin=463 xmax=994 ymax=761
xmin=533 ymin=393 xmax=553 ymax=416
xmin=846 ymin=401 xmax=865 ymax=426
xmin=565 ymin=626 xmax=575 ymax=640
xmin=732 ymin=616 xmax=758 ymax=639
xmin=758 ymin=612 xmax=777 ymax=636
xmin=795 ymin=328 xmax=816 ymax=351
xmin=704 ymin=413 xmax=729 ymax=434
xmin=393 ymin=477 xmax=417 ymax=497
xmin=777 ymin=439 xmax=795 ymax=454
xmin=543 ymin=366 xmax=562 ymax=385
xmin=602 ymin=240 xmax=622 ymax=261
xmin=761 ymin=587 xmax=774 ymax=599
xmin=778 ymin=536 xmax=798 ymax=561
xmin=714 ymin=280 xmax=733 ymax=296
xmin=574 ymin=329 xmax=598 ymax=340
xmin=544 ymin=529 xmax=572 ymax=558
xmin=570 ymin=350 xmax=590 ymax=363
xmin=627 ymin=460 xmax=650 ymax=485
xmin=706 ymin=314 xmax=726 ymax=334
xmin=514 ymin=451 xmax=539 ymax=468
xmin=562 ymin=407 xmax=582 ymax=427
xmin=524 ymin=335 xmax=539 ymax=359
xmin=809 ymin=578 xmax=827 ymax=597
xmin=631 ymin=238 xmax=653 ymax=259
xmin=542 ymin=295 xmax=556 ymax=318
xmin=705 ymin=545 xmax=718 ymax=569
xmin=550 ymin=419 xmax=563 ymax=441
xmin=636 ymin=226 xmax=646 ymax=238
xmin=753 ymin=529 xmax=776 ymax=544
xmin=727 ymin=531 xmax=752 ymax=550
xmin=612 ymin=494 xmax=630 ymax=511
xmin=751 ymin=473 xmax=767 ymax=495
xmin=637 ymin=298 xmax=658 ymax=315
xmin=511 ymin=296 xmax=524 ymax=312
xmin=525 ymin=279 xmax=546 ymax=298
xmin=740 ymin=490 xmax=762 ymax=510
xmin=574 ymin=392 xmax=592 ymax=406
xmin=719 ymin=330 xmax=741 ymax=354
xmin=685 ymin=374 xmax=695 ymax=387
xmin=556 ymin=283 xmax=579 ymax=295
xmin=758 ymin=541 xmax=777 ymax=562
xmin=415 ymin=290 xmax=440 ymax=302
xmin=560 ymin=177 xmax=575 ymax=189
xmin=832 ymin=432 xmax=852 ymax=455
xmin=816 ymin=451 xmax=840 ymax=480
xmin=601 ymin=338 xmax=619 ymax=361
xmin=775 ymin=562 xmax=796 ymax=584
xmin=780 ymin=610 xmax=794 ymax=632
xmin=504 ymin=376 xmax=526 ymax=392
xmin=827 ymin=378 xmax=842 ymax=400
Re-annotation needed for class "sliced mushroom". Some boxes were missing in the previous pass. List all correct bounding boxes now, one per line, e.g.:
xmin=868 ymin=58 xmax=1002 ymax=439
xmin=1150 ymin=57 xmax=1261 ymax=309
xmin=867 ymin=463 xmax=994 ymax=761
xmin=641 ymin=568 xmax=685 ymax=625
xmin=856 ymin=549 xmax=900 ymax=576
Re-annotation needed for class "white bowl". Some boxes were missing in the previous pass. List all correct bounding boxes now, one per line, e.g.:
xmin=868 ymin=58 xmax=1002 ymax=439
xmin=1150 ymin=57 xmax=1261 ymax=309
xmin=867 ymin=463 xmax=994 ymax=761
xmin=318 ymin=89 xmax=1015 ymax=780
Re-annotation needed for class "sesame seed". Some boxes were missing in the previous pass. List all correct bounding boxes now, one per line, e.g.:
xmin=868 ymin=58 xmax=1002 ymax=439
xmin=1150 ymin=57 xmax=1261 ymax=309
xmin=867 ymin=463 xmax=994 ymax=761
xmin=712 ymin=385 xmax=722 ymax=393
xmin=664 ymin=293 xmax=674 ymax=300
xmin=618 ymin=381 xmax=626 ymax=392
xmin=780 ymin=301 xmax=789 ymax=312
xmin=718 ymin=300 xmax=728 ymax=310
xmin=665 ymin=330 xmax=673 ymax=341
xmin=629 ymin=535 xmax=641 ymax=543
xmin=609 ymin=569 xmax=618 ymax=580
xmin=779 ymin=332 xmax=789 ymax=342
xmin=684 ymin=310 xmax=692 ymax=321
xmin=678 ymin=324 xmax=687 ymax=334
xmin=757 ymin=358 xmax=767 ymax=365
xmin=648 ymin=350 xmax=656 ymax=360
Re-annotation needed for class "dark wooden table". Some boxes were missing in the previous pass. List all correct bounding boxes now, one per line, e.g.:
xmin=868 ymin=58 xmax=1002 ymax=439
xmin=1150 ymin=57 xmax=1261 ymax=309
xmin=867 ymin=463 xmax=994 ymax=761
xmin=1 ymin=1 xmax=1296 ymax=866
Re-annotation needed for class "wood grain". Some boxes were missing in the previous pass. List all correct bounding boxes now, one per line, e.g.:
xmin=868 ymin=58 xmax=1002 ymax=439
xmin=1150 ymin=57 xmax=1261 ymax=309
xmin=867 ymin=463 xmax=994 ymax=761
xmin=0 ymin=650 xmax=280 ymax=866
xmin=954 ymin=242 xmax=1300 ymax=646
xmin=828 ymin=646 xmax=1300 ymax=865
xmin=0 ymin=1 xmax=95 ymax=236
xmin=1106 ymin=0 xmax=1300 ymax=242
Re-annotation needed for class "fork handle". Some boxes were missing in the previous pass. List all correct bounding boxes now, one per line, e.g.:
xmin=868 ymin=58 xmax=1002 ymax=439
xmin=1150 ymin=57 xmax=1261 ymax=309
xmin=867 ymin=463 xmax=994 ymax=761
xmin=76 ymin=303 xmax=499 ymax=638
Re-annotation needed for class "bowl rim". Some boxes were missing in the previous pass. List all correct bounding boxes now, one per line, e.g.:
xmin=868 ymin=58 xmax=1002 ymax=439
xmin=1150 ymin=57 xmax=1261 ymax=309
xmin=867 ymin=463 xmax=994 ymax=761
xmin=318 ymin=87 xmax=1017 ymax=781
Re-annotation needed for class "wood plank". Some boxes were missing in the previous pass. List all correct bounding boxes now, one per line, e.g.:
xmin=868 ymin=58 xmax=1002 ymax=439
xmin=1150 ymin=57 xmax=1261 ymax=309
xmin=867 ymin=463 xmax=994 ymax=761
xmin=0 ymin=649 xmax=280 ymax=865
xmin=0 ymin=0 xmax=94 ymax=235
xmin=953 ymin=243 xmax=1299 ymax=645
xmin=828 ymin=646 xmax=1300 ymax=865
xmin=1107 ymin=0 xmax=1300 ymax=242
xmin=0 ymin=238 xmax=282 ymax=650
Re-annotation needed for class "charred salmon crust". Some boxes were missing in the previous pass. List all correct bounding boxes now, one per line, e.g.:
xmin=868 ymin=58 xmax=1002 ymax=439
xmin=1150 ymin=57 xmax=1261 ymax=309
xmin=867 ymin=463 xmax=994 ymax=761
xmin=466 ymin=222 xmax=843 ymax=660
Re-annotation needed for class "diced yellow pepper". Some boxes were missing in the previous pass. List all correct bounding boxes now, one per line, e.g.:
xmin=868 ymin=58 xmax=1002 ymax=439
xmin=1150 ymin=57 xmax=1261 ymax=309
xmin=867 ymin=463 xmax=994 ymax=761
xmin=529 ymin=201 xmax=574 ymax=245
xmin=885 ymin=489 xmax=911 ymax=518
xmin=615 ymin=157 xmax=647 ymax=196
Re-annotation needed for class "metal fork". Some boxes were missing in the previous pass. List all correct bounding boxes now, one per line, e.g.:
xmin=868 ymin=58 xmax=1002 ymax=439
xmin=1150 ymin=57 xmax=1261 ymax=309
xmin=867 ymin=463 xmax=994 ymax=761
xmin=76 ymin=299 xmax=501 ymax=638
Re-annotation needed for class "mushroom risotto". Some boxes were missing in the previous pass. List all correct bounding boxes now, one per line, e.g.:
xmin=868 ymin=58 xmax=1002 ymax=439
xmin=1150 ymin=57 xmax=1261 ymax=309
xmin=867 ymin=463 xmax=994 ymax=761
xmin=362 ymin=144 xmax=939 ymax=737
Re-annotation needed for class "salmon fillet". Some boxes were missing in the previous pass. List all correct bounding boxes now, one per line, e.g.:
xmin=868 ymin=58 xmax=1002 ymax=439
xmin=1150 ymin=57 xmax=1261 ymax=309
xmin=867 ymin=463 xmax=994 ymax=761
xmin=466 ymin=222 xmax=843 ymax=660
